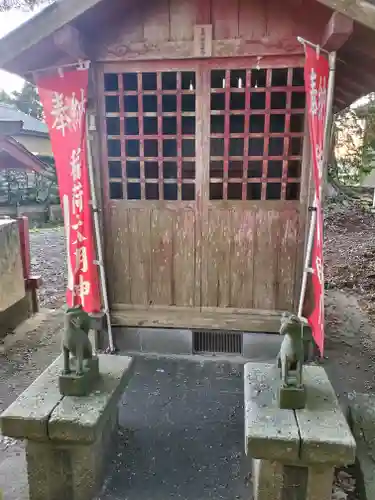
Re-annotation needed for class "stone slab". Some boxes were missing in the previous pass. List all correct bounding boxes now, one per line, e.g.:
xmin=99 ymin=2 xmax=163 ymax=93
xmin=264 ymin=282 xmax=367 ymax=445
xmin=244 ymin=362 xmax=300 ymax=462
xmin=296 ymin=365 xmax=356 ymax=465
xmin=48 ymin=354 xmax=134 ymax=443
xmin=348 ymin=393 xmax=375 ymax=500
xmin=0 ymin=355 xmax=63 ymax=440
xmin=0 ymin=218 xmax=25 ymax=312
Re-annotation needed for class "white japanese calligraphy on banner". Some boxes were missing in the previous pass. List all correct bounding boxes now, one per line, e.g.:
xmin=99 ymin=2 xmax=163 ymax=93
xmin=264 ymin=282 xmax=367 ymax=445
xmin=304 ymin=45 xmax=329 ymax=356
xmin=37 ymin=69 xmax=100 ymax=313
xmin=51 ymin=89 xmax=86 ymax=136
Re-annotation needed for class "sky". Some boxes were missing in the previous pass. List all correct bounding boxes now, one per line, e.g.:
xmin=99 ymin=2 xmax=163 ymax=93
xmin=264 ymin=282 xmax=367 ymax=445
xmin=0 ymin=8 xmax=41 ymax=94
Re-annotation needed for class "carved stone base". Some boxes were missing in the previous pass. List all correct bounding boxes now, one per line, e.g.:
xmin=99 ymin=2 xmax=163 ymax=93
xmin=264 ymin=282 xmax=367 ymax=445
xmin=59 ymin=356 xmax=100 ymax=397
xmin=279 ymin=384 xmax=306 ymax=410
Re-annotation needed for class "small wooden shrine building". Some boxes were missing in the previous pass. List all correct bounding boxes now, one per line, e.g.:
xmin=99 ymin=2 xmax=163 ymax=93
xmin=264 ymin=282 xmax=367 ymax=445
xmin=0 ymin=0 xmax=374 ymax=344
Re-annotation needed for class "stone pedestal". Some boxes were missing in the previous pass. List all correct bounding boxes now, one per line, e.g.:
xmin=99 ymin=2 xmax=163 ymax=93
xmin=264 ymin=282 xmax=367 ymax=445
xmin=244 ymin=363 xmax=356 ymax=500
xmin=0 ymin=353 xmax=134 ymax=500
xmin=59 ymin=356 xmax=100 ymax=396
xmin=279 ymin=383 xmax=306 ymax=409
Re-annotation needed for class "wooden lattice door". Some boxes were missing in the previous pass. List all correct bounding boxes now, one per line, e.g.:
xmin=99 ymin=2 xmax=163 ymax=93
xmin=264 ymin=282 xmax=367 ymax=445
xmin=101 ymin=62 xmax=201 ymax=314
xmin=100 ymin=59 xmax=306 ymax=325
xmin=201 ymin=63 xmax=306 ymax=312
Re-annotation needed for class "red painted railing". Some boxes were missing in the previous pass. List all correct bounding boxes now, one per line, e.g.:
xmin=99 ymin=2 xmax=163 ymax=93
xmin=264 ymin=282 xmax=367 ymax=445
xmin=17 ymin=216 xmax=31 ymax=282
xmin=17 ymin=216 xmax=42 ymax=313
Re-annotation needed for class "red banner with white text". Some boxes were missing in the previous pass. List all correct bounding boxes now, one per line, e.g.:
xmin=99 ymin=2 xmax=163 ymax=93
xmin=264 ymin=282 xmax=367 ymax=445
xmin=304 ymin=45 xmax=329 ymax=355
xmin=37 ymin=69 xmax=101 ymax=313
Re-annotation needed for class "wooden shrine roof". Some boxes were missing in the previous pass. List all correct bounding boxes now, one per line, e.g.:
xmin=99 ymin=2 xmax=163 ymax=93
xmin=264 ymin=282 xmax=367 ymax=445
xmin=0 ymin=0 xmax=375 ymax=110
xmin=0 ymin=134 xmax=50 ymax=174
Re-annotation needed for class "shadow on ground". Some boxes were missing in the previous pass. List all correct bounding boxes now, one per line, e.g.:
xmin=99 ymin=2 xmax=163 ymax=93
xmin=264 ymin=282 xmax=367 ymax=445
xmin=97 ymin=357 xmax=252 ymax=500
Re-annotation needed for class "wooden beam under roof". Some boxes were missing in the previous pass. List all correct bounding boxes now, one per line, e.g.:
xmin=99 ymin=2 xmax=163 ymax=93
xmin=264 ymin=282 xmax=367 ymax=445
xmin=0 ymin=0 xmax=103 ymax=69
xmin=321 ymin=11 xmax=353 ymax=50
xmin=316 ymin=0 xmax=375 ymax=32
xmin=53 ymin=24 xmax=88 ymax=60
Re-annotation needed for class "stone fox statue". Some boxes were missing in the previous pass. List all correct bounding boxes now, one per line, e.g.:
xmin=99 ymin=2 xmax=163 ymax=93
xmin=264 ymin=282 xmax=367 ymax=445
xmin=62 ymin=307 xmax=93 ymax=376
xmin=277 ymin=313 xmax=304 ymax=388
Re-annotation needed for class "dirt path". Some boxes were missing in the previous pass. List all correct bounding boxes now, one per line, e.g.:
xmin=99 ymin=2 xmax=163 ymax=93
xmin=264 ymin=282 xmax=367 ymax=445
xmin=323 ymin=202 xmax=375 ymax=401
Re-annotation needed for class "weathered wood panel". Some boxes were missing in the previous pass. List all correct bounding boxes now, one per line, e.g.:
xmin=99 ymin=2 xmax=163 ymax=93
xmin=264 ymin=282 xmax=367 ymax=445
xmin=143 ymin=0 xmax=170 ymax=43
xmin=252 ymin=209 xmax=280 ymax=311
xmin=106 ymin=204 xmax=198 ymax=308
xmin=150 ymin=210 xmax=173 ymax=305
xmin=96 ymin=0 xmax=330 ymax=62
xmin=277 ymin=210 xmax=299 ymax=311
xmin=196 ymin=0 xmax=211 ymax=24
xmin=107 ymin=206 xmax=131 ymax=305
xmin=212 ymin=0 xmax=239 ymax=40
xmin=170 ymin=0 xmax=196 ymax=41
xmin=202 ymin=209 xmax=231 ymax=308
xmin=174 ymin=210 xmax=196 ymax=307
xmin=111 ymin=304 xmax=283 ymax=332
xmin=230 ymin=210 xmax=256 ymax=309
xmin=239 ymin=0 xmax=267 ymax=41
xmin=112 ymin=0 xmax=144 ymax=45
xmin=128 ymin=209 xmax=151 ymax=305
xmin=200 ymin=206 xmax=298 ymax=312
xmin=266 ymin=0 xmax=297 ymax=42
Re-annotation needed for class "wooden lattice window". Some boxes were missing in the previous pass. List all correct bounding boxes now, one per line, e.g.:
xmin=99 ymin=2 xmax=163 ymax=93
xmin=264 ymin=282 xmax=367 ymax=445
xmin=209 ymin=67 xmax=305 ymax=201
xmin=104 ymin=70 xmax=196 ymax=201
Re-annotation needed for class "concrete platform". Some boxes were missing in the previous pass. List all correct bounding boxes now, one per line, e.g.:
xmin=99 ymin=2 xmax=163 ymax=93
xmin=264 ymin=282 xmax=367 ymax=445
xmin=348 ymin=393 xmax=375 ymax=500
xmin=1 ymin=354 xmax=134 ymax=500
xmin=244 ymin=362 xmax=356 ymax=500
xmin=96 ymin=357 xmax=250 ymax=500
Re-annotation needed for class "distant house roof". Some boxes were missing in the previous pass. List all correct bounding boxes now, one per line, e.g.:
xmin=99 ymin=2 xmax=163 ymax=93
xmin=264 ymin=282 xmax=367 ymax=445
xmin=0 ymin=104 xmax=48 ymax=137
xmin=0 ymin=134 xmax=52 ymax=176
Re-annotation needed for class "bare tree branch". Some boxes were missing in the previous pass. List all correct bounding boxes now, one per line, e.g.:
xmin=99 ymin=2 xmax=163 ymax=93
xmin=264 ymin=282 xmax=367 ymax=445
xmin=0 ymin=0 xmax=52 ymax=12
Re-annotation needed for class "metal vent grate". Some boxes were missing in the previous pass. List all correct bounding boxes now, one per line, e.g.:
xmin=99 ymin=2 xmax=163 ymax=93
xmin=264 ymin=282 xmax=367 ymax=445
xmin=193 ymin=330 xmax=243 ymax=355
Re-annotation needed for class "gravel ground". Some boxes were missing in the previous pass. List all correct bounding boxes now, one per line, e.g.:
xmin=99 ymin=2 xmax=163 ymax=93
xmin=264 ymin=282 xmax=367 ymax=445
xmin=324 ymin=200 xmax=375 ymax=319
xmin=29 ymin=226 xmax=66 ymax=308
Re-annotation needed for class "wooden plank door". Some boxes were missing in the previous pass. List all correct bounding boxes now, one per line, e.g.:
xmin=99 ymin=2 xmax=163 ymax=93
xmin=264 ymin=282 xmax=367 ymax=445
xmin=99 ymin=58 xmax=306 ymax=329
xmin=200 ymin=61 xmax=306 ymax=313
xmin=99 ymin=61 xmax=202 ymax=318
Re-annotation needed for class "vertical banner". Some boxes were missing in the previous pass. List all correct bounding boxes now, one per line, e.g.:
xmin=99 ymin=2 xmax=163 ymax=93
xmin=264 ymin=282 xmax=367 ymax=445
xmin=37 ymin=68 xmax=101 ymax=313
xmin=304 ymin=46 xmax=329 ymax=355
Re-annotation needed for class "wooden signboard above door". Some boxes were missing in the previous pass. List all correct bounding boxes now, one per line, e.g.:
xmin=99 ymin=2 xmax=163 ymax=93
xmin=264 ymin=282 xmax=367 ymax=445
xmin=194 ymin=25 xmax=213 ymax=58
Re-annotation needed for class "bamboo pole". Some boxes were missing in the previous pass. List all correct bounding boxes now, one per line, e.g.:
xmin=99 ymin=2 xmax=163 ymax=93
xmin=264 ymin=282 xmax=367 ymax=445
xmin=86 ymin=112 xmax=115 ymax=353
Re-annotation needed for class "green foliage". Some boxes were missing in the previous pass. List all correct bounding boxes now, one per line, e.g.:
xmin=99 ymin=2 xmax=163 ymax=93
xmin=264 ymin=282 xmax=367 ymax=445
xmin=11 ymin=82 xmax=43 ymax=119
xmin=332 ymin=94 xmax=375 ymax=186
xmin=0 ymin=164 xmax=59 ymax=207
xmin=0 ymin=89 xmax=13 ymax=105
xmin=0 ymin=82 xmax=43 ymax=120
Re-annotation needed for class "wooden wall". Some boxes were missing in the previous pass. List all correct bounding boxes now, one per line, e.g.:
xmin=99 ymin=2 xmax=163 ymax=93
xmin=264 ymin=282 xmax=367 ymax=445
xmin=106 ymin=201 xmax=301 ymax=313
xmin=201 ymin=203 xmax=301 ymax=311
xmin=95 ymin=0 xmax=332 ymax=62
xmin=93 ymin=0 xmax=331 ymax=328
xmin=106 ymin=203 xmax=198 ymax=308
